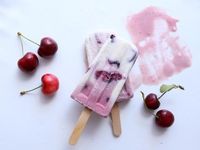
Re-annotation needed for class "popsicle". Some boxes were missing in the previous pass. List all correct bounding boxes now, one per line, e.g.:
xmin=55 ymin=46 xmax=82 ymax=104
xmin=71 ymin=34 xmax=137 ymax=116
xmin=69 ymin=34 xmax=138 ymax=144
xmin=84 ymin=32 xmax=133 ymax=136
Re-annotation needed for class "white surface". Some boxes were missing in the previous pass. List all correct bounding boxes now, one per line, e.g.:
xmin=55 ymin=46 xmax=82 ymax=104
xmin=0 ymin=0 xmax=200 ymax=150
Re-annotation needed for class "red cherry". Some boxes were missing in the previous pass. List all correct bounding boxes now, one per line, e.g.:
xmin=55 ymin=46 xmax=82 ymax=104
xmin=17 ymin=32 xmax=39 ymax=72
xmin=41 ymin=74 xmax=59 ymax=94
xmin=145 ymin=93 xmax=160 ymax=110
xmin=38 ymin=37 xmax=58 ymax=57
xmin=17 ymin=32 xmax=58 ymax=58
xmin=18 ymin=52 xmax=39 ymax=72
xmin=20 ymin=73 xmax=59 ymax=95
xmin=155 ymin=109 xmax=174 ymax=127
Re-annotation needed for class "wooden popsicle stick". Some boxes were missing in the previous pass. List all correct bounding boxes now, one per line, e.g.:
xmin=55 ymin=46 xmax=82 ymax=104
xmin=111 ymin=103 xmax=121 ymax=137
xmin=69 ymin=107 xmax=92 ymax=145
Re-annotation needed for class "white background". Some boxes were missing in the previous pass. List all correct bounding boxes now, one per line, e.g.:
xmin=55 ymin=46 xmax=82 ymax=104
xmin=0 ymin=0 xmax=200 ymax=150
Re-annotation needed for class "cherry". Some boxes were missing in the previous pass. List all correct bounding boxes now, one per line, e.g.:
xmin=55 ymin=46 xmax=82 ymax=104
xmin=144 ymin=93 xmax=160 ymax=110
xmin=141 ymin=84 xmax=184 ymax=110
xmin=17 ymin=32 xmax=39 ymax=72
xmin=18 ymin=52 xmax=39 ymax=72
xmin=141 ymin=92 xmax=160 ymax=110
xmin=20 ymin=73 xmax=59 ymax=95
xmin=17 ymin=32 xmax=58 ymax=58
xmin=41 ymin=74 xmax=59 ymax=94
xmin=38 ymin=37 xmax=58 ymax=57
xmin=155 ymin=109 xmax=174 ymax=127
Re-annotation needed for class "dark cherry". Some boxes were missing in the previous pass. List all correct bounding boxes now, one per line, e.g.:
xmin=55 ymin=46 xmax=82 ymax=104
xmin=155 ymin=109 xmax=174 ymax=127
xmin=95 ymin=70 xmax=107 ymax=79
xmin=95 ymin=70 xmax=122 ymax=82
xmin=38 ymin=37 xmax=58 ymax=57
xmin=18 ymin=52 xmax=39 ymax=72
xmin=20 ymin=73 xmax=59 ymax=95
xmin=145 ymin=93 xmax=160 ymax=110
xmin=17 ymin=32 xmax=58 ymax=58
xmin=110 ymin=72 xmax=122 ymax=80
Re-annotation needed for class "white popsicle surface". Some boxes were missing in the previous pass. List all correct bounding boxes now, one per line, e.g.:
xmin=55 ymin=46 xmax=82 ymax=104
xmin=85 ymin=32 xmax=134 ymax=102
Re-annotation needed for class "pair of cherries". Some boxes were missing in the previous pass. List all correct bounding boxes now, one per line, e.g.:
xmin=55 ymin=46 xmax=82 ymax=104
xmin=141 ymin=84 xmax=184 ymax=128
xmin=17 ymin=32 xmax=58 ymax=72
xmin=17 ymin=32 xmax=59 ymax=95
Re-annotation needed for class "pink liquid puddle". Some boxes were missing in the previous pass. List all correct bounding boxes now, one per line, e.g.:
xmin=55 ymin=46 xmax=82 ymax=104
xmin=127 ymin=6 xmax=192 ymax=89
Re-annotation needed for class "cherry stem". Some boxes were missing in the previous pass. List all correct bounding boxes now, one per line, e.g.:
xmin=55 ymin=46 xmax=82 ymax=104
xmin=17 ymin=32 xmax=40 ymax=46
xmin=158 ymin=85 xmax=184 ymax=100
xmin=140 ymin=91 xmax=145 ymax=102
xmin=20 ymin=85 xmax=42 ymax=95
xmin=140 ymin=91 xmax=158 ymax=118
xmin=17 ymin=32 xmax=25 ymax=55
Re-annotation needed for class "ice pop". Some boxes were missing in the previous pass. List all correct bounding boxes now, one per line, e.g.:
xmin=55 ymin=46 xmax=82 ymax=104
xmin=84 ymin=32 xmax=134 ymax=102
xmin=71 ymin=34 xmax=138 ymax=117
